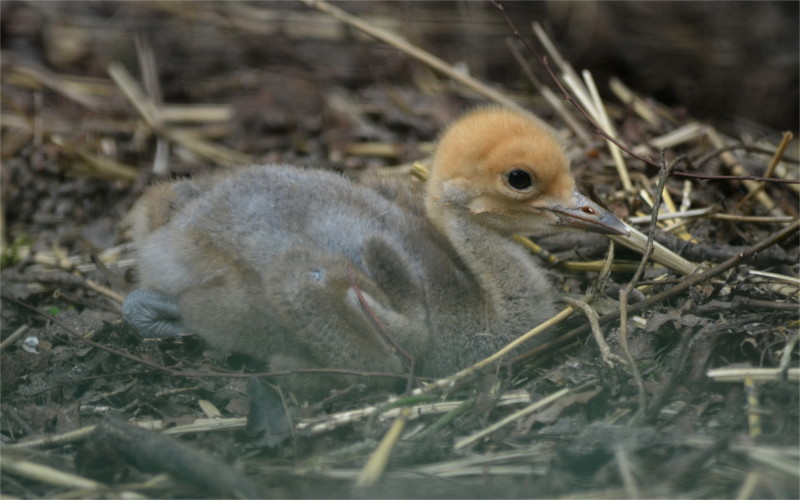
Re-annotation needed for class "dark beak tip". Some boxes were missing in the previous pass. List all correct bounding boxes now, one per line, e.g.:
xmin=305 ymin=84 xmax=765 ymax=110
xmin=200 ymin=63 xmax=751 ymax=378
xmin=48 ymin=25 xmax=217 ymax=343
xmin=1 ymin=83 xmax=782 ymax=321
xmin=612 ymin=224 xmax=631 ymax=237
xmin=595 ymin=212 xmax=630 ymax=237
xmin=589 ymin=221 xmax=629 ymax=237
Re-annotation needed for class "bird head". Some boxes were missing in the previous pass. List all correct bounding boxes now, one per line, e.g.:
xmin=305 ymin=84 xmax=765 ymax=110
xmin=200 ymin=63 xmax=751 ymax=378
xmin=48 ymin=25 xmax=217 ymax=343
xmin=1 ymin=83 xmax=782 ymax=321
xmin=426 ymin=106 xmax=629 ymax=237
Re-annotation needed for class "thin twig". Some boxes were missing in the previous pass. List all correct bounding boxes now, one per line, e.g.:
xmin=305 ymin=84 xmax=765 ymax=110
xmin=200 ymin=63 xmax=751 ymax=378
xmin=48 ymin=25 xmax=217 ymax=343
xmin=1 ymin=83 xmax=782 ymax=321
xmin=491 ymin=1 xmax=659 ymax=170
xmin=615 ymin=446 xmax=642 ymax=499
xmin=582 ymin=69 xmax=634 ymax=191
xmin=504 ymin=37 xmax=591 ymax=143
xmin=588 ymin=239 xmax=616 ymax=297
xmin=107 ymin=62 xmax=252 ymax=168
xmin=411 ymin=306 xmax=575 ymax=397
xmin=619 ymin=289 xmax=647 ymax=422
xmin=355 ymin=407 xmax=411 ymax=488
xmin=695 ymin=144 xmax=800 ymax=170
xmin=517 ymin=220 xmax=800 ymax=362
xmin=672 ymin=171 xmax=799 ymax=185
xmin=707 ymin=368 xmax=800 ymax=383
xmin=609 ymin=76 xmax=662 ymax=127
xmin=628 ymin=152 xmax=678 ymax=289
xmin=454 ymin=386 xmax=573 ymax=449
xmin=707 ymin=128 xmax=786 ymax=216
xmin=0 ymin=325 xmax=30 ymax=350
xmin=298 ymin=0 xmax=534 ymax=117
xmin=737 ymin=131 xmax=796 ymax=211
xmin=710 ymin=213 xmax=796 ymax=223
xmin=12 ymin=391 xmax=537 ymax=448
xmin=562 ymin=297 xmax=625 ymax=368
xmin=1 ymin=452 xmax=109 ymax=491
xmin=492 ymin=1 xmax=800 ymax=187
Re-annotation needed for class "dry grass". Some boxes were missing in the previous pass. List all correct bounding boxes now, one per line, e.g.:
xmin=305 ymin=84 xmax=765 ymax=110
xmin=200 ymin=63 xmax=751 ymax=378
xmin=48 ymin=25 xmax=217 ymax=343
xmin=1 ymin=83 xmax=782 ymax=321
xmin=1 ymin=2 xmax=798 ymax=498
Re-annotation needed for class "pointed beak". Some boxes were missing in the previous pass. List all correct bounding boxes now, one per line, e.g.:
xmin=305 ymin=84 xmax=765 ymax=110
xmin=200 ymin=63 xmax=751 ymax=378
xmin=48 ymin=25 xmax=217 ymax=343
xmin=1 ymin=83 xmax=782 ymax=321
xmin=546 ymin=191 xmax=630 ymax=236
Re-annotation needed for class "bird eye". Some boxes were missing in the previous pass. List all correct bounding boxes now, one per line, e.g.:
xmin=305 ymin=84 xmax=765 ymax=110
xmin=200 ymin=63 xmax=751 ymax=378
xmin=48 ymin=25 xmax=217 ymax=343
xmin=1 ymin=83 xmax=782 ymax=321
xmin=506 ymin=169 xmax=533 ymax=191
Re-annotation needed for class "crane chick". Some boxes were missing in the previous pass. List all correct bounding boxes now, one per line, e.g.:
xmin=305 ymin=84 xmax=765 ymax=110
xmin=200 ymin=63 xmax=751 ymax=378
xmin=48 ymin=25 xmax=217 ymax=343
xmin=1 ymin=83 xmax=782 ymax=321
xmin=123 ymin=106 xmax=629 ymax=397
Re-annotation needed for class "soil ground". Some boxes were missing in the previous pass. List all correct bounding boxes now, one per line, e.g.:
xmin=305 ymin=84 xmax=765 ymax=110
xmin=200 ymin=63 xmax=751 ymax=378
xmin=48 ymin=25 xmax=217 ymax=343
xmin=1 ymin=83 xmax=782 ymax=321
xmin=1 ymin=2 xmax=798 ymax=499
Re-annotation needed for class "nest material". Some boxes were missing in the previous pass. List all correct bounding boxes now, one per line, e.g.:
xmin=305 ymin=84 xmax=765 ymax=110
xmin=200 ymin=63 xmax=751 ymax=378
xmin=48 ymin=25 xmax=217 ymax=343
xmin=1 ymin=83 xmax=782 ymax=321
xmin=1 ymin=2 xmax=798 ymax=498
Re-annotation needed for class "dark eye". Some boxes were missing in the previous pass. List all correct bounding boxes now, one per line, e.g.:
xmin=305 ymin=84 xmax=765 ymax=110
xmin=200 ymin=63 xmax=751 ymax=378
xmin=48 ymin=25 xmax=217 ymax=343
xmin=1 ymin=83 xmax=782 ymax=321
xmin=506 ymin=169 xmax=533 ymax=190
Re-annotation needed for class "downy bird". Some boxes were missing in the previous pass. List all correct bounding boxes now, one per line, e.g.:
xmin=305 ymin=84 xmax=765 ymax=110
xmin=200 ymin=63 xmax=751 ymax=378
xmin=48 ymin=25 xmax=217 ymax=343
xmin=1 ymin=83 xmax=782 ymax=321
xmin=123 ymin=106 xmax=629 ymax=396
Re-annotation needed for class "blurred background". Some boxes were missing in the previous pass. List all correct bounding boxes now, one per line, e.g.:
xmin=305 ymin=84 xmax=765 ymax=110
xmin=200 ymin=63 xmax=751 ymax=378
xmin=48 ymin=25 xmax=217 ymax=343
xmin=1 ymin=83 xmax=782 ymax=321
xmin=3 ymin=0 xmax=797 ymax=132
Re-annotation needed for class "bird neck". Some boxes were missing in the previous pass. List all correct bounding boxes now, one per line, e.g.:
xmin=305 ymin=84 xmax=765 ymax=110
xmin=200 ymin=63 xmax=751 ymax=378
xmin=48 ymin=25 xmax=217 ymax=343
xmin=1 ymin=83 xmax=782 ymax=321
xmin=425 ymin=201 xmax=548 ymax=316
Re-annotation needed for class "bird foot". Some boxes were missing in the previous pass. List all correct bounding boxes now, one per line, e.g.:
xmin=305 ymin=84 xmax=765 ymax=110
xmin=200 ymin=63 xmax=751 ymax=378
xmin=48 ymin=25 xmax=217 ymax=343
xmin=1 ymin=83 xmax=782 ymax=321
xmin=122 ymin=289 xmax=189 ymax=338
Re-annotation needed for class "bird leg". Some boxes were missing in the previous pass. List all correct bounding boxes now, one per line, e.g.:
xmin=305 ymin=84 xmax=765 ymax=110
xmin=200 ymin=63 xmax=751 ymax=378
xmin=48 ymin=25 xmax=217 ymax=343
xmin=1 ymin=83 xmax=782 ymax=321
xmin=122 ymin=289 xmax=189 ymax=338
